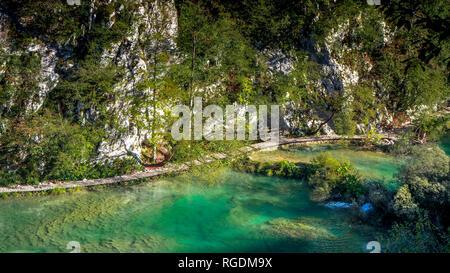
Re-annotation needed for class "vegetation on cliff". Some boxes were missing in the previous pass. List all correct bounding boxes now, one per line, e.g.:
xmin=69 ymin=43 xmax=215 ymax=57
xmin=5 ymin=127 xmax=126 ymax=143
xmin=0 ymin=0 xmax=448 ymax=185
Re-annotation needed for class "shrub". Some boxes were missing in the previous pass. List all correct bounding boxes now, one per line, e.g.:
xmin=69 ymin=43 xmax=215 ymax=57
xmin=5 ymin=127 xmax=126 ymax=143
xmin=337 ymin=174 xmax=367 ymax=197
xmin=365 ymin=128 xmax=382 ymax=145
xmin=49 ymin=187 xmax=66 ymax=195
xmin=233 ymin=156 xmax=304 ymax=179
xmin=275 ymin=161 xmax=300 ymax=178
xmin=0 ymin=171 xmax=21 ymax=187
xmin=86 ymin=158 xmax=144 ymax=179
xmin=334 ymin=110 xmax=357 ymax=136
xmin=308 ymin=153 xmax=366 ymax=202
xmin=392 ymin=185 xmax=419 ymax=221
xmin=365 ymin=180 xmax=395 ymax=216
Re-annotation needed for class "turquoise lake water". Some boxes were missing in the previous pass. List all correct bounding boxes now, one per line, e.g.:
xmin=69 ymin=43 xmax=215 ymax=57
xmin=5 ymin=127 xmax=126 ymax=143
xmin=250 ymin=143 xmax=403 ymax=190
xmin=0 ymin=169 xmax=378 ymax=253
xmin=1 ymin=139 xmax=448 ymax=253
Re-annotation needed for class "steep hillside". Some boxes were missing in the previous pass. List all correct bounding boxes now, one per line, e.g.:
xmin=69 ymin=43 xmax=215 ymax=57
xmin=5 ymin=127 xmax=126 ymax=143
xmin=0 ymin=0 xmax=448 ymax=185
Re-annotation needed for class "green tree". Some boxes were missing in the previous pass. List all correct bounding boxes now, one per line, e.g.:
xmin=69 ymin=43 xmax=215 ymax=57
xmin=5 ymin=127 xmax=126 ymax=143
xmin=274 ymin=52 xmax=347 ymax=136
xmin=380 ymin=0 xmax=449 ymax=67
xmin=134 ymin=0 xmax=178 ymax=164
xmin=0 ymin=111 xmax=102 ymax=184
xmin=174 ymin=1 xmax=257 ymax=106
xmin=412 ymin=114 xmax=449 ymax=143
xmin=379 ymin=213 xmax=450 ymax=253
xmin=0 ymin=50 xmax=41 ymax=120
xmin=392 ymin=184 xmax=419 ymax=220
xmin=395 ymin=145 xmax=450 ymax=225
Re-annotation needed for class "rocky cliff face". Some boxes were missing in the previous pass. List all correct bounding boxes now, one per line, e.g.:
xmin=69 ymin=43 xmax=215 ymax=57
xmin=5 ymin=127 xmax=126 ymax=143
xmin=0 ymin=13 xmax=59 ymax=114
xmin=96 ymin=0 xmax=178 ymax=160
xmin=0 ymin=0 xmax=178 ymax=162
xmin=0 ymin=1 xmax=391 ymax=164
xmin=280 ymin=17 xmax=394 ymax=136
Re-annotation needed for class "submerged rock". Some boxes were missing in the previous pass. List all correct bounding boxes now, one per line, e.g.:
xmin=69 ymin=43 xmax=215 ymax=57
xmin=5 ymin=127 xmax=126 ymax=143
xmin=263 ymin=217 xmax=335 ymax=240
xmin=78 ymin=234 xmax=174 ymax=253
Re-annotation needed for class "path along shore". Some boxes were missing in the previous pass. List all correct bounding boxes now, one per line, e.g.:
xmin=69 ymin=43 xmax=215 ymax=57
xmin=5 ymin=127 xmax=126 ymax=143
xmin=0 ymin=135 xmax=396 ymax=194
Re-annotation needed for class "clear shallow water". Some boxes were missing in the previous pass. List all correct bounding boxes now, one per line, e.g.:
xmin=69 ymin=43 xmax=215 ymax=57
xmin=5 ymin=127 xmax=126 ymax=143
xmin=0 ymin=169 xmax=377 ymax=253
xmin=2 ymin=140 xmax=446 ymax=253
xmin=250 ymin=144 xmax=402 ymax=188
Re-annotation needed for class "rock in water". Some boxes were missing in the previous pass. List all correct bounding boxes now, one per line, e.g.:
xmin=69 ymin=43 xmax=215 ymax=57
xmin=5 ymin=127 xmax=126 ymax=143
xmin=324 ymin=202 xmax=352 ymax=209
xmin=361 ymin=203 xmax=374 ymax=213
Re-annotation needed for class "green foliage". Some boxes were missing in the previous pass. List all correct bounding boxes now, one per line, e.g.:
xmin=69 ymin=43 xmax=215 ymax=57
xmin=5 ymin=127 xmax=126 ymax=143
xmin=0 ymin=171 xmax=21 ymax=187
xmin=0 ymin=49 xmax=41 ymax=119
xmin=333 ymin=110 xmax=356 ymax=136
xmin=0 ymin=112 xmax=143 ymax=184
xmin=45 ymin=133 xmax=95 ymax=180
xmin=352 ymin=7 xmax=385 ymax=55
xmin=379 ymin=214 xmax=450 ymax=253
xmin=308 ymin=153 xmax=366 ymax=202
xmin=175 ymin=1 xmax=259 ymax=105
xmin=337 ymin=173 xmax=366 ymax=197
xmin=133 ymin=3 xmax=178 ymax=164
xmin=237 ymin=77 xmax=257 ymax=104
xmin=389 ymin=136 xmax=416 ymax=156
xmin=397 ymin=145 xmax=449 ymax=184
xmin=276 ymin=161 xmax=298 ymax=178
xmin=394 ymin=145 xmax=449 ymax=224
xmin=1 ymin=0 xmax=88 ymax=46
xmin=380 ymin=0 xmax=450 ymax=67
xmin=365 ymin=180 xmax=395 ymax=216
xmin=171 ymin=140 xmax=250 ymax=164
xmin=0 ymin=112 xmax=92 ymax=183
xmin=47 ymin=57 xmax=123 ymax=124
xmin=365 ymin=129 xmax=383 ymax=145
xmin=392 ymin=184 xmax=419 ymax=221
xmin=2 ymin=0 xmax=138 ymax=48
xmin=412 ymin=114 xmax=449 ymax=143
xmin=1 ymin=0 xmax=448 ymax=188
xmin=49 ymin=187 xmax=66 ymax=195
xmin=85 ymin=158 xmax=144 ymax=180
xmin=233 ymin=156 xmax=304 ymax=179
xmin=348 ymin=85 xmax=379 ymax=126
xmin=370 ymin=27 xmax=449 ymax=116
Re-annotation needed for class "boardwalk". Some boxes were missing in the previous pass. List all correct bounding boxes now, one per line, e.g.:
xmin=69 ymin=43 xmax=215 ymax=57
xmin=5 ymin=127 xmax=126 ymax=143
xmin=0 ymin=135 xmax=396 ymax=194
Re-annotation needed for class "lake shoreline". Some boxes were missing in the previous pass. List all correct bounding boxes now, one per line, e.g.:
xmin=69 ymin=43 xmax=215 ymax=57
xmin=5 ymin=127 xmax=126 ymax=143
xmin=0 ymin=135 xmax=397 ymax=196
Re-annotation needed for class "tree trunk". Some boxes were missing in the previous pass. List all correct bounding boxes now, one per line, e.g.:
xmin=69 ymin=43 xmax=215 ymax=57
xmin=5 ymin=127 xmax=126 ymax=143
xmin=189 ymin=34 xmax=197 ymax=106
xmin=309 ymin=111 xmax=336 ymax=136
